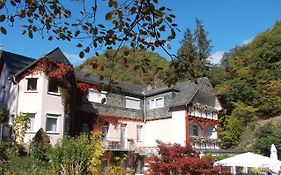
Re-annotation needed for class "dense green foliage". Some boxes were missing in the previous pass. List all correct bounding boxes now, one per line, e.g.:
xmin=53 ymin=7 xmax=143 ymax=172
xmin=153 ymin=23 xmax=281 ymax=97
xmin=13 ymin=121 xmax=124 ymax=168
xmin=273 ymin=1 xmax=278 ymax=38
xmin=29 ymin=128 xmax=51 ymax=161
xmin=48 ymin=135 xmax=93 ymax=175
xmin=253 ymin=123 xmax=281 ymax=158
xmin=209 ymin=21 xmax=281 ymax=149
xmin=0 ymin=107 xmax=9 ymax=124
xmin=1 ymin=155 xmax=49 ymax=175
xmin=0 ymin=142 xmax=49 ymax=175
xmin=76 ymin=47 xmax=169 ymax=87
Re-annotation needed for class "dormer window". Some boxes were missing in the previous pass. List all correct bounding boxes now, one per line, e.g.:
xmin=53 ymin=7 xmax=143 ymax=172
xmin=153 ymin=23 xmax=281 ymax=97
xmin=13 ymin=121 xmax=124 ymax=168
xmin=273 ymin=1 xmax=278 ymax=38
xmin=150 ymin=97 xmax=164 ymax=109
xmin=87 ymin=89 xmax=107 ymax=104
xmin=27 ymin=78 xmax=37 ymax=91
xmin=126 ymin=96 xmax=140 ymax=110
xmin=48 ymin=79 xmax=60 ymax=94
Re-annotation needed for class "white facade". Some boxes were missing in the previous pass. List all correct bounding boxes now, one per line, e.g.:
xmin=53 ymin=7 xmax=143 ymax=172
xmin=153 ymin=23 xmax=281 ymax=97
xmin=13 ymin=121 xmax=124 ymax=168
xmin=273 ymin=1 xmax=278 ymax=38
xmin=143 ymin=118 xmax=172 ymax=147
xmin=8 ymin=72 xmax=65 ymax=144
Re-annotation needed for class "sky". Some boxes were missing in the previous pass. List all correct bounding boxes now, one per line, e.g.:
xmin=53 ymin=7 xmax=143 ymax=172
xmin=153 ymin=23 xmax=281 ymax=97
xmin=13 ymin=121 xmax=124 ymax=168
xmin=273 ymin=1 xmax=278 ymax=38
xmin=1 ymin=0 xmax=281 ymax=66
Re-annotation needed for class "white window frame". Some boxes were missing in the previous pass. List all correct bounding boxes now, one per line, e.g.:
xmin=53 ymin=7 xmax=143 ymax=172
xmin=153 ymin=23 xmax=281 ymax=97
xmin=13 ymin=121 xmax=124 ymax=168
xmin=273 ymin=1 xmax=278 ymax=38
xmin=87 ymin=89 xmax=107 ymax=104
xmin=125 ymin=96 xmax=141 ymax=110
xmin=48 ymin=79 xmax=60 ymax=95
xmin=25 ymin=113 xmax=36 ymax=132
xmin=46 ymin=114 xmax=60 ymax=133
xmin=137 ymin=125 xmax=143 ymax=142
xmin=149 ymin=97 xmax=164 ymax=109
xmin=26 ymin=78 xmax=38 ymax=92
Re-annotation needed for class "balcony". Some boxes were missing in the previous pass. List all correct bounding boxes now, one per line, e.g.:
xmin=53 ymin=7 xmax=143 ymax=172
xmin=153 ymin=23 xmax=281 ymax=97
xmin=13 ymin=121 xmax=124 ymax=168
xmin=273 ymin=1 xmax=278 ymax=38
xmin=189 ymin=136 xmax=220 ymax=150
xmin=101 ymin=137 xmax=136 ymax=151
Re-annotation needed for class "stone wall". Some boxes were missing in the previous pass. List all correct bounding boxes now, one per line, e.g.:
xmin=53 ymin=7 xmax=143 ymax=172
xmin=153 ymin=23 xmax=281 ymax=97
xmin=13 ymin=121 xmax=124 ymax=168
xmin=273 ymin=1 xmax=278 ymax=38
xmin=89 ymin=92 xmax=144 ymax=119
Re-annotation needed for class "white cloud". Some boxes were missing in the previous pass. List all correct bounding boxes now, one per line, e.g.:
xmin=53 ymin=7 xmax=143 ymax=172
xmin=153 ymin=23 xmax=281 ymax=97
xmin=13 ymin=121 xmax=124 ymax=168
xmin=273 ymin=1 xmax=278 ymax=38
xmin=241 ymin=37 xmax=254 ymax=45
xmin=64 ymin=52 xmax=84 ymax=66
xmin=209 ymin=50 xmax=225 ymax=65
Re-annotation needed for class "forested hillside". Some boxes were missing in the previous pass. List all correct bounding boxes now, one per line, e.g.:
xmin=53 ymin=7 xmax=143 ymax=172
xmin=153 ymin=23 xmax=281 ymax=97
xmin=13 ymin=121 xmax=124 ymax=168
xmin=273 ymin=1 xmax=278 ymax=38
xmin=76 ymin=47 xmax=169 ymax=87
xmin=208 ymin=21 xmax=281 ymax=154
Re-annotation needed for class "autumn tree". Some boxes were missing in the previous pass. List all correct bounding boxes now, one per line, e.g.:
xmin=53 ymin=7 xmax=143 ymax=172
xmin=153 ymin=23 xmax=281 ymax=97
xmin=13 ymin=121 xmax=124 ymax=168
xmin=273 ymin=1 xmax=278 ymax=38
xmin=0 ymin=0 xmax=178 ymax=56
xmin=168 ymin=18 xmax=211 ymax=84
xmin=146 ymin=141 xmax=222 ymax=175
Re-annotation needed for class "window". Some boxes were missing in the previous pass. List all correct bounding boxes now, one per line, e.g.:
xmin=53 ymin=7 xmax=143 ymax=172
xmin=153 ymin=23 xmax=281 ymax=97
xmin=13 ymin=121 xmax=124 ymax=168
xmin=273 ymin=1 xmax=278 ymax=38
xmin=126 ymin=96 xmax=140 ymax=109
xmin=120 ymin=124 xmax=127 ymax=148
xmin=193 ymin=125 xmax=199 ymax=136
xmin=46 ymin=114 xmax=60 ymax=132
xmin=87 ymin=89 xmax=107 ymax=104
xmin=26 ymin=113 xmax=36 ymax=132
xmin=137 ymin=125 xmax=143 ymax=142
xmin=48 ymin=79 xmax=59 ymax=94
xmin=102 ymin=123 xmax=109 ymax=140
xmin=64 ymin=117 xmax=69 ymax=133
xmin=149 ymin=97 xmax=164 ymax=109
xmin=81 ymin=123 xmax=89 ymax=134
xmin=27 ymin=78 xmax=37 ymax=91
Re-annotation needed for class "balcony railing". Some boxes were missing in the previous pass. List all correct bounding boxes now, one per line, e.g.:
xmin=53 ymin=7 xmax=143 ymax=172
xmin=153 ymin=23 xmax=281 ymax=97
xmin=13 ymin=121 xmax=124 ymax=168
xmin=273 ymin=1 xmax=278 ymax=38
xmin=101 ymin=137 xmax=136 ymax=151
xmin=189 ymin=136 xmax=220 ymax=150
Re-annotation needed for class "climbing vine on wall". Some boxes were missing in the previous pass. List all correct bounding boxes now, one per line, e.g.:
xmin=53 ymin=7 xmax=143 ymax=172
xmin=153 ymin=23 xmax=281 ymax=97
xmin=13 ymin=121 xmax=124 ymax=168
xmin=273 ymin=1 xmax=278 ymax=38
xmin=94 ymin=115 xmax=120 ymax=130
xmin=12 ymin=113 xmax=30 ymax=144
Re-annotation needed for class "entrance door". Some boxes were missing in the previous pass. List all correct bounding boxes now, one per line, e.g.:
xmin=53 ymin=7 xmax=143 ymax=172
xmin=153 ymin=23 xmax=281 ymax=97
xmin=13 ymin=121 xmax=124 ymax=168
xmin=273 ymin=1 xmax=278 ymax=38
xmin=120 ymin=124 xmax=127 ymax=148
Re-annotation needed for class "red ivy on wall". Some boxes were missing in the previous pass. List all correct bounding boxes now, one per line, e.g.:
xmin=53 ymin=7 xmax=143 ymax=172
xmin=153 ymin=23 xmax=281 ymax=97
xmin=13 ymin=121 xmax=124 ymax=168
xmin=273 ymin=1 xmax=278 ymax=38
xmin=75 ymin=82 xmax=99 ymax=105
xmin=94 ymin=115 xmax=120 ymax=131
xmin=35 ymin=57 xmax=73 ymax=82
xmin=17 ymin=56 xmax=74 ymax=83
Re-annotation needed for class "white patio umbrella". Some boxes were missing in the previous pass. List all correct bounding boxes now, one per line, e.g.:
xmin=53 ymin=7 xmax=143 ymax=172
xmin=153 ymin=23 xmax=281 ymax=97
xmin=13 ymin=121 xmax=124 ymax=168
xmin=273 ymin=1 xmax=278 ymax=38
xmin=271 ymin=144 xmax=278 ymax=160
xmin=270 ymin=144 xmax=279 ymax=174
xmin=215 ymin=152 xmax=281 ymax=174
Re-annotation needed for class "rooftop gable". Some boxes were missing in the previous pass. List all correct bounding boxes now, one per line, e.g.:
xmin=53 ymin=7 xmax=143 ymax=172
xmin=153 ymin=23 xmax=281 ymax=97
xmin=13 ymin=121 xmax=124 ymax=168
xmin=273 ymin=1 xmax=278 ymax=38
xmin=13 ymin=48 xmax=71 ymax=80
xmin=0 ymin=50 xmax=35 ymax=76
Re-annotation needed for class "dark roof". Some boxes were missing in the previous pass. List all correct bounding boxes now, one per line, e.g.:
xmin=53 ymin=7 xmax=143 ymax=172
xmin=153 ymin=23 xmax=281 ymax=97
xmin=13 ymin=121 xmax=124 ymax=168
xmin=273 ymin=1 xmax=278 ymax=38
xmin=14 ymin=48 xmax=70 ymax=79
xmin=143 ymin=86 xmax=178 ymax=96
xmin=169 ymin=79 xmax=218 ymax=108
xmin=192 ymin=89 xmax=217 ymax=107
xmin=76 ymin=71 xmax=220 ymax=109
xmin=75 ymin=71 xmax=144 ymax=96
xmin=0 ymin=50 xmax=35 ymax=76
xmin=46 ymin=47 xmax=71 ymax=65
xmin=201 ymin=149 xmax=246 ymax=155
xmin=169 ymin=83 xmax=199 ymax=108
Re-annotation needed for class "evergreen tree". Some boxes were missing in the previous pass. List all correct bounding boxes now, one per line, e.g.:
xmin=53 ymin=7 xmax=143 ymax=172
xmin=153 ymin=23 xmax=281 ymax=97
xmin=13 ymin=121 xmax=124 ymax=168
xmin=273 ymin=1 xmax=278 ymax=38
xmin=174 ymin=28 xmax=197 ymax=80
xmin=170 ymin=19 xmax=212 ymax=83
xmin=195 ymin=18 xmax=212 ymax=72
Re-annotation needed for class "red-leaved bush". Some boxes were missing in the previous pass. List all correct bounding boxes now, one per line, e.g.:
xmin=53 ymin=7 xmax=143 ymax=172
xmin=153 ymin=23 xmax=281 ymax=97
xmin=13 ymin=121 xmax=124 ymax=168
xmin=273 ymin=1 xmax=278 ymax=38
xmin=146 ymin=141 xmax=223 ymax=175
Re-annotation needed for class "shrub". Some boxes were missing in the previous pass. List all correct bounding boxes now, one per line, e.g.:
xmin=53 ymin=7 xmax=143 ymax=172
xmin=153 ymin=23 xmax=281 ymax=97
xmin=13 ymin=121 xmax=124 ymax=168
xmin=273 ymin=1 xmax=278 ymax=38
xmin=88 ymin=131 xmax=104 ymax=175
xmin=0 ymin=107 xmax=9 ymax=124
xmin=6 ymin=142 xmax=27 ymax=157
xmin=0 ymin=155 xmax=50 ymax=175
xmin=103 ymin=165 xmax=129 ymax=175
xmin=147 ymin=140 xmax=222 ymax=175
xmin=29 ymin=128 xmax=51 ymax=161
xmin=0 ymin=142 xmax=9 ymax=162
xmin=48 ymin=135 xmax=93 ymax=175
